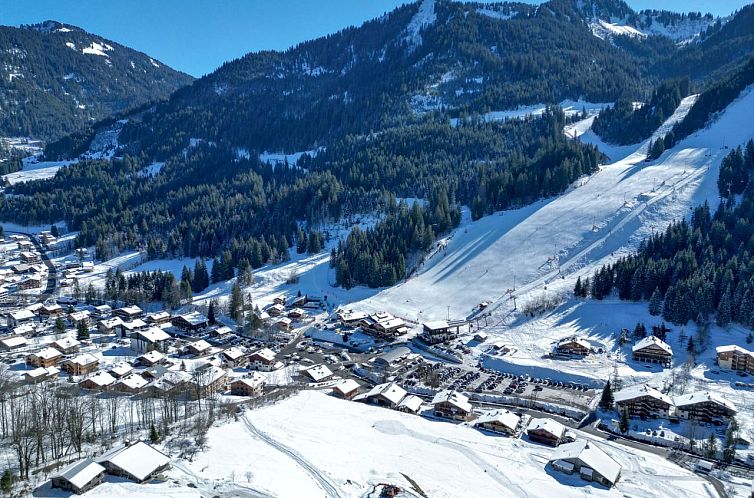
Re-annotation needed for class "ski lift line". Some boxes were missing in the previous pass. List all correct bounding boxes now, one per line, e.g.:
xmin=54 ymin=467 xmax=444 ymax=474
xmin=474 ymin=159 xmax=710 ymax=321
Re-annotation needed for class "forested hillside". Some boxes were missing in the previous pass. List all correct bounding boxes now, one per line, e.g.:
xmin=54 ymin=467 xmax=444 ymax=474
xmin=0 ymin=21 xmax=192 ymax=141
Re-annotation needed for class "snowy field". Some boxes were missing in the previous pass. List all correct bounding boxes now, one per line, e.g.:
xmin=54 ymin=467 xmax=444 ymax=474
xmin=450 ymin=99 xmax=612 ymax=127
xmin=3 ymin=158 xmax=76 ymax=185
xmin=135 ymin=390 xmax=713 ymax=498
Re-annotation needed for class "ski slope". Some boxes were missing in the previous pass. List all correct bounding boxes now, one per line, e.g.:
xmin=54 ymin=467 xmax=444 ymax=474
xmin=357 ymin=86 xmax=754 ymax=322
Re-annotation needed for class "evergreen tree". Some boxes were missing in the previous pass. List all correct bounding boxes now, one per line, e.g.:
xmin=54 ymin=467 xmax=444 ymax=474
xmin=704 ymin=434 xmax=718 ymax=459
xmin=149 ymin=424 xmax=160 ymax=444
xmin=76 ymin=320 xmax=89 ymax=340
xmin=723 ymin=418 xmax=738 ymax=463
xmin=211 ymin=257 xmax=222 ymax=283
xmin=619 ymin=408 xmax=630 ymax=434
xmin=246 ymin=310 xmax=262 ymax=333
xmin=54 ymin=317 xmax=65 ymax=335
xmin=229 ymin=282 xmax=243 ymax=324
xmin=207 ymin=300 xmax=216 ymax=324
xmin=599 ymin=380 xmax=614 ymax=410
xmin=648 ymin=287 xmax=663 ymax=316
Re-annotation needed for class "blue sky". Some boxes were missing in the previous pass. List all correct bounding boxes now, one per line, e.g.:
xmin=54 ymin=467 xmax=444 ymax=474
xmin=4 ymin=1 xmax=750 ymax=77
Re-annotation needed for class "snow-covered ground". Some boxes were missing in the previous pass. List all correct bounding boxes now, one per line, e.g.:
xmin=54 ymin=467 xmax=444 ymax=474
xmin=3 ymin=158 xmax=77 ymax=185
xmin=123 ymin=390 xmax=715 ymax=498
xmin=450 ymin=100 xmax=612 ymax=127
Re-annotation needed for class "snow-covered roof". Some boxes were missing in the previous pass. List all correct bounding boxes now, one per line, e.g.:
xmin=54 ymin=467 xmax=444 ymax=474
xmin=424 ymin=320 xmax=449 ymax=330
xmin=674 ymin=391 xmax=737 ymax=412
xmin=68 ymin=353 xmax=98 ymax=366
xmin=213 ymin=326 xmax=232 ymax=336
xmin=117 ymin=305 xmax=143 ymax=315
xmin=375 ymin=346 xmax=411 ymax=365
xmin=9 ymin=309 xmax=34 ymax=320
xmin=82 ymin=371 xmax=116 ymax=387
xmin=1 ymin=336 xmax=28 ymax=348
xmin=362 ymin=382 xmax=407 ymax=406
xmin=304 ymin=364 xmax=333 ymax=382
xmin=550 ymin=440 xmax=621 ymax=484
xmin=333 ymin=378 xmax=360 ymax=395
xmin=175 ymin=311 xmax=208 ymax=325
xmin=139 ymin=350 xmax=165 ymax=364
xmin=527 ymin=418 xmax=566 ymax=438
xmin=53 ymin=336 xmax=80 ymax=349
xmin=136 ymin=327 xmax=171 ymax=343
xmin=431 ymin=390 xmax=472 ymax=413
xmin=614 ymin=384 xmax=672 ymax=406
xmin=716 ymin=344 xmax=752 ymax=355
xmin=99 ymin=317 xmax=123 ymax=328
xmin=189 ymin=339 xmax=211 ymax=352
xmin=53 ymin=458 xmax=105 ymax=490
xmin=109 ymin=362 xmax=133 ymax=377
xmin=474 ymin=409 xmax=520 ymax=430
xmin=338 ymin=310 xmax=368 ymax=322
xmin=397 ymin=394 xmax=424 ymax=413
xmin=24 ymin=366 xmax=59 ymax=379
xmin=122 ymin=319 xmax=147 ymax=330
xmin=233 ymin=373 xmax=266 ymax=391
xmin=222 ymin=347 xmax=245 ymax=361
xmin=191 ymin=365 xmax=227 ymax=387
xmin=115 ymin=374 xmax=148 ymax=391
xmin=31 ymin=347 xmax=62 ymax=360
xmin=69 ymin=310 xmax=90 ymax=321
xmin=557 ymin=336 xmax=590 ymax=350
xmin=632 ymin=335 xmax=672 ymax=355
xmin=96 ymin=442 xmax=170 ymax=482
xmin=250 ymin=348 xmax=276 ymax=362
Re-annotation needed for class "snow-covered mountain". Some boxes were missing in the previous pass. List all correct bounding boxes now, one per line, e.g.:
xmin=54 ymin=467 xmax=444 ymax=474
xmin=0 ymin=21 xmax=192 ymax=141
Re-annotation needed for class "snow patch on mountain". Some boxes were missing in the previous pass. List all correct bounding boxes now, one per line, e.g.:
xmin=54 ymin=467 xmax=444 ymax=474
xmin=590 ymin=19 xmax=646 ymax=40
xmin=639 ymin=15 xmax=721 ymax=44
xmin=476 ymin=7 xmax=518 ymax=21
xmin=81 ymin=41 xmax=114 ymax=57
xmin=404 ymin=0 xmax=436 ymax=51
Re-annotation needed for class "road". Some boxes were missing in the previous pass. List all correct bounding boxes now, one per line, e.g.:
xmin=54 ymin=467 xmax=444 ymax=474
xmin=6 ymin=230 xmax=57 ymax=300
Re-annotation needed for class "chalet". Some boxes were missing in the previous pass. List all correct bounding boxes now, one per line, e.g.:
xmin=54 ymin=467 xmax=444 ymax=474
xmin=92 ymin=304 xmax=112 ymax=319
xmin=337 ymin=309 xmax=368 ymax=326
xmin=549 ymin=440 xmax=621 ymax=488
xmin=211 ymin=326 xmax=233 ymax=338
xmin=288 ymin=294 xmax=307 ymax=308
xmin=19 ymin=251 xmax=40 ymax=264
xmin=287 ymin=307 xmax=306 ymax=319
xmin=67 ymin=311 xmax=91 ymax=328
xmin=108 ymin=362 xmax=134 ymax=379
xmin=18 ymin=276 xmax=42 ymax=290
xmin=81 ymin=262 xmax=94 ymax=272
xmin=97 ymin=317 xmax=123 ymax=335
xmin=332 ymin=378 xmax=361 ymax=400
xmin=145 ymin=311 xmax=171 ymax=325
xmin=13 ymin=322 xmax=36 ymax=336
xmin=96 ymin=442 xmax=170 ymax=483
xmin=17 ymin=239 xmax=33 ymax=250
xmin=527 ymin=418 xmax=567 ymax=446
xmin=354 ymin=382 xmax=407 ymax=408
xmin=275 ymin=316 xmax=293 ymax=330
xmin=63 ymin=353 xmax=99 ymax=376
xmin=187 ymin=364 xmax=228 ymax=398
xmin=0 ymin=287 xmax=7 ymax=301
xmin=52 ymin=336 xmax=81 ymax=355
xmin=147 ymin=371 xmax=190 ymax=396
xmin=614 ymin=384 xmax=673 ymax=419
xmin=716 ymin=345 xmax=754 ymax=374
xmin=555 ymin=336 xmax=591 ymax=356
xmin=473 ymin=331 xmax=488 ymax=343
xmin=51 ymin=458 xmax=106 ymax=495
xmin=421 ymin=320 xmax=456 ymax=344
xmin=303 ymin=364 xmax=333 ymax=382
xmin=7 ymin=309 xmax=34 ymax=327
xmin=171 ymin=312 xmax=209 ymax=333
xmin=23 ymin=366 xmax=60 ymax=383
xmin=114 ymin=305 xmax=143 ymax=321
xmin=361 ymin=312 xmax=408 ymax=340
xmin=431 ymin=390 xmax=473 ymax=421
xmin=79 ymin=371 xmax=116 ymax=391
xmin=27 ymin=347 xmax=63 ymax=368
xmin=272 ymin=296 xmax=286 ymax=305
xmin=266 ymin=303 xmax=285 ymax=317
xmin=130 ymin=327 xmax=171 ymax=354
xmin=11 ymin=264 xmax=32 ymax=275
xmin=0 ymin=335 xmax=28 ymax=351
xmin=373 ymin=346 xmax=412 ymax=371
xmin=137 ymin=350 xmax=167 ymax=367
xmin=220 ymin=347 xmax=247 ymax=368
xmin=39 ymin=303 xmax=63 ymax=317
xmin=119 ymin=318 xmax=148 ymax=337
xmin=248 ymin=348 xmax=280 ymax=371
xmin=187 ymin=339 xmax=212 ymax=356
xmin=230 ymin=373 xmax=267 ymax=397
xmin=674 ymin=391 xmax=737 ymax=422
xmin=112 ymin=374 xmax=148 ymax=395
xmin=396 ymin=394 xmax=424 ymax=414
xmin=474 ymin=409 xmax=521 ymax=436
xmin=632 ymin=335 xmax=673 ymax=366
